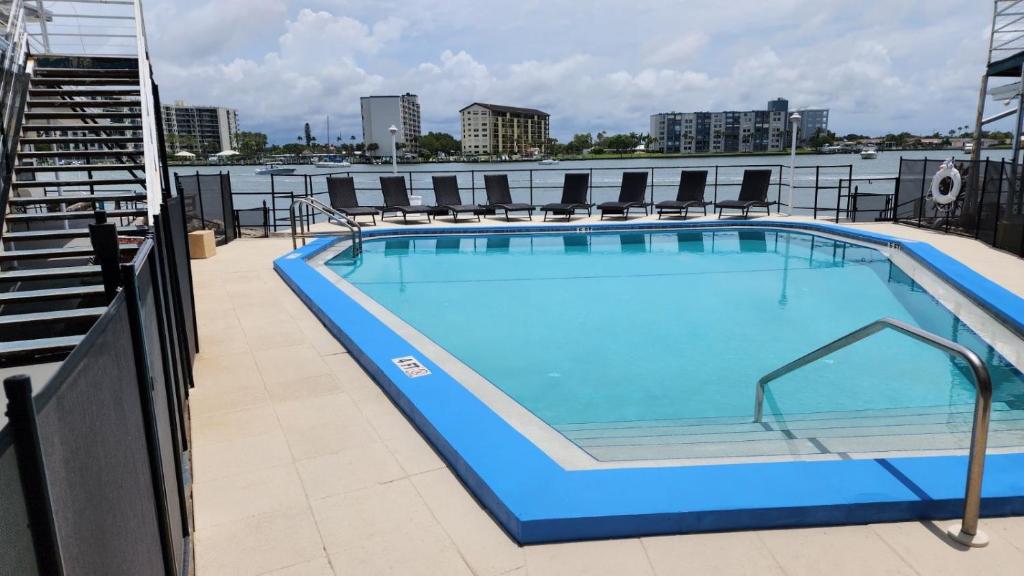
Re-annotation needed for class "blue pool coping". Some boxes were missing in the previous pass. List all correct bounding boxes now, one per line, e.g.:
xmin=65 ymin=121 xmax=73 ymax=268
xmin=274 ymin=219 xmax=1024 ymax=544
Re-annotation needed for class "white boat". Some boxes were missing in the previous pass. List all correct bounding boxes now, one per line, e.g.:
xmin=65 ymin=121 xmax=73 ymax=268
xmin=315 ymin=160 xmax=351 ymax=168
xmin=538 ymin=158 xmax=559 ymax=165
xmin=255 ymin=163 xmax=296 ymax=176
xmin=963 ymin=141 xmax=975 ymax=154
xmin=860 ymin=148 xmax=878 ymax=159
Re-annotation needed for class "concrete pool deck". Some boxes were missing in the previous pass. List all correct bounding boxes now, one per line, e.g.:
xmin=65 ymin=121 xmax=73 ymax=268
xmin=189 ymin=214 xmax=1024 ymax=575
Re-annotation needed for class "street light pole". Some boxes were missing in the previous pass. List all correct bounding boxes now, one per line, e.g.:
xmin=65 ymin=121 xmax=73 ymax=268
xmin=388 ymin=124 xmax=398 ymax=175
xmin=787 ymin=112 xmax=801 ymax=217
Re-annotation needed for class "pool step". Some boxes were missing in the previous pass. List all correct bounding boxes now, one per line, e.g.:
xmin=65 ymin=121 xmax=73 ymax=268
xmin=558 ymin=403 xmax=1024 ymax=462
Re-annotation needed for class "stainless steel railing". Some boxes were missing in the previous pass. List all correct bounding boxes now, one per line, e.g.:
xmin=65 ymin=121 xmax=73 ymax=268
xmin=289 ymin=196 xmax=363 ymax=254
xmin=753 ymin=317 xmax=993 ymax=546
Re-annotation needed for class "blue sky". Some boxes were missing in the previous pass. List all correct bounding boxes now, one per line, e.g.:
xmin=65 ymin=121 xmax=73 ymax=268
xmin=145 ymin=0 xmax=1003 ymax=144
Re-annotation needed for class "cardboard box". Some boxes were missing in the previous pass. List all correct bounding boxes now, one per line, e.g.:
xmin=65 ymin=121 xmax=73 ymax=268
xmin=188 ymin=230 xmax=216 ymax=259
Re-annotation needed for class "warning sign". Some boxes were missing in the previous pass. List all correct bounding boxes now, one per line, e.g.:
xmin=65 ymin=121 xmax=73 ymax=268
xmin=392 ymin=356 xmax=431 ymax=378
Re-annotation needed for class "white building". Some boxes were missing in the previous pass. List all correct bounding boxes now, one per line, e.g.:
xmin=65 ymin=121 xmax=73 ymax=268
xmin=360 ymin=94 xmax=421 ymax=157
xmin=161 ymin=100 xmax=238 ymax=155
xmin=460 ymin=103 xmax=550 ymax=157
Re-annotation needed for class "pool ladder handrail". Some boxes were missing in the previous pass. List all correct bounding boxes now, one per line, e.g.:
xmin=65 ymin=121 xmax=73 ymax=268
xmin=753 ymin=317 xmax=993 ymax=547
xmin=289 ymin=197 xmax=363 ymax=255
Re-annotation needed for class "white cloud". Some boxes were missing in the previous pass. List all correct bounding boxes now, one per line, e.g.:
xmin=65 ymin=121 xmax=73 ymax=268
xmin=145 ymin=0 xmax=1000 ymax=142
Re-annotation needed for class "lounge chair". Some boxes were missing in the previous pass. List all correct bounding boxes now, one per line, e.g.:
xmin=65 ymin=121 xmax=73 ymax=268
xmin=431 ymin=175 xmax=482 ymax=222
xmin=597 ymin=172 xmax=649 ymax=219
xmin=379 ymin=175 xmax=433 ymax=224
xmin=656 ymin=170 xmax=710 ymax=219
xmin=326 ymin=176 xmax=380 ymax=225
xmin=481 ymin=174 xmax=534 ymax=221
xmin=715 ymin=169 xmax=773 ymax=218
xmin=541 ymin=173 xmax=592 ymax=221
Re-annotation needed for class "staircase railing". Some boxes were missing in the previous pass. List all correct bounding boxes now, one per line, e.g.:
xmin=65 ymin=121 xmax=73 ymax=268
xmin=132 ymin=0 xmax=161 ymax=222
xmin=0 ymin=0 xmax=31 ymax=223
xmin=753 ymin=317 xmax=993 ymax=547
xmin=289 ymin=196 xmax=363 ymax=254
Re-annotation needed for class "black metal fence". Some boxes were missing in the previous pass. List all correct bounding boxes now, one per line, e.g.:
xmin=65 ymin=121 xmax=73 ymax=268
xmin=895 ymin=157 xmax=1024 ymax=257
xmin=0 ymin=194 xmax=197 ymax=575
xmin=175 ymin=171 xmax=238 ymax=244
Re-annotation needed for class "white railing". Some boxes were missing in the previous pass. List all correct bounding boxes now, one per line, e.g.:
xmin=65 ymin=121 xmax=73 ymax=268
xmin=132 ymin=0 xmax=160 ymax=219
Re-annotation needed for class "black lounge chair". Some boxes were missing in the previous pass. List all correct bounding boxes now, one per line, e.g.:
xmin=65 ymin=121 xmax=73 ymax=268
xmin=326 ymin=176 xmax=380 ymax=225
xmin=379 ymin=175 xmax=433 ymax=224
xmin=541 ymin=173 xmax=592 ymax=221
xmin=656 ymin=171 xmax=710 ymax=219
xmin=715 ymin=169 xmax=773 ymax=218
xmin=432 ymin=175 xmax=482 ymax=222
xmin=481 ymin=174 xmax=534 ymax=221
xmin=597 ymin=172 xmax=649 ymax=220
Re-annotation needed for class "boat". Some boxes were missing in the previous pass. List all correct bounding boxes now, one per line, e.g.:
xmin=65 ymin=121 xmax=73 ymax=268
xmin=860 ymin=148 xmax=878 ymax=159
xmin=255 ymin=163 xmax=296 ymax=176
xmin=538 ymin=158 xmax=559 ymax=165
xmin=315 ymin=155 xmax=351 ymax=168
xmin=963 ymin=141 xmax=975 ymax=154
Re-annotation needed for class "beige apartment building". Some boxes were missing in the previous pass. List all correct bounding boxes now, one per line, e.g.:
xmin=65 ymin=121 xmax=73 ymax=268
xmin=460 ymin=103 xmax=550 ymax=157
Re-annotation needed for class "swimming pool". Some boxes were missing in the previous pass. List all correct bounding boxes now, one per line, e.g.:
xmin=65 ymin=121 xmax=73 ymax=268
xmin=276 ymin=221 xmax=1024 ymax=543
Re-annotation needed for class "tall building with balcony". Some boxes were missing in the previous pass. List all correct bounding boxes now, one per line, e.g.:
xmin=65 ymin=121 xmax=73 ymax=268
xmin=460 ymin=103 xmax=550 ymax=156
xmin=161 ymin=100 xmax=238 ymax=155
xmin=360 ymin=94 xmax=421 ymax=157
xmin=650 ymin=99 xmax=824 ymax=154
xmin=796 ymin=108 xmax=830 ymax=145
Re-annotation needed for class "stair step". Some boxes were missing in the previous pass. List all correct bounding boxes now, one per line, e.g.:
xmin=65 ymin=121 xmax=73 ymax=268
xmin=0 ymin=305 xmax=105 ymax=327
xmin=8 ymin=193 xmax=145 ymax=205
xmin=24 ymin=111 xmax=140 ymax=120
xmin=0 ymin=336 xmax=84 ymax=360
xmin=29 ymin=88 xmax=141 ymax=98
xmin=0 ymin=244 xmax=135 ymax=262
xmin=4 ymin=210 xmax=146 ymax=223
xmin=15 ymin=164 xmax=144 ymax=173
xmin=31 ymin=77 xmax=140 ymax=86
xmin=12 ymin=177 xmax=145 ymax=189
xmin=2 ymin=225 xmax=147 ymax=242
xmin=0 ymin=265 xmax=100 ymax=282
xmin=28 ymin=99 xmax=142 ymax=108
xmin=0 ymin=307 xmax=106 ymax=327
xmin=22 ymin=124 xmax=141 ymax=133
xmin=0 ymin=285 xmax=104 ymax=304
xmin=33 ymin=68 xmax=138 ymax=78
xmin=19 ymin=135 xmax=142 ymax=145
xmin=17 ymin=149 xmax=143 ymax=159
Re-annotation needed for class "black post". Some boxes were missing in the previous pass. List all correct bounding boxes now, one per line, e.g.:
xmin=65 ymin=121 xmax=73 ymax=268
xmin=812 ymin=165 xmax=820 ymax=219
xmin=918 ymin=157 xmax=928 ymax=227
xmin=835 ymin=178 xmax=842 ymax=223
xmin=194 ymin=171 xmax=207 ymax=230
xmin=3 ymin=375 xmax=65 ymax=576
xmin=262 ymin=200 xmax=269 ymax=238
xmin=713 ymin=166 xmax=719 ymax=204
xmin=993 ymin=159 xmax=1005 ymax=246
xmin=89 ymin=210 xmax=120 ymax=301
xmin=121 ymin=256 xmax=179 ymax=576
xmin=270 ymin=175 xmax=277 ymax=232
xmin=975 ymin=159 xmax=989 ymax=239
xmin=529 ymin=170 xmax=533 ymax=206
xmin=471 ymin=170 xmax=476 ymax=205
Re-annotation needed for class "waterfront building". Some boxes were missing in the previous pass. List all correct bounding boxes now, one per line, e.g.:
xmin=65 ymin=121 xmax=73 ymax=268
xmin=796 ymin=108 xmax=830 ymax=145
xmin=161 ymin=100 xmax=238 ymax=155
xmin=460 ymin=103 xmax=550 ymax=156
xmin=360 ymin=94 xmax=421 ymax=157
xmin=650 ymin=98 xmax=828 ymax=153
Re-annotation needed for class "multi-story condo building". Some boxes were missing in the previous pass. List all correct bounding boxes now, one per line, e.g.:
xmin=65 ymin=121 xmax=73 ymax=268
xmin=161 ymin=100 xmax=238 ymax=155
xmin=360 ymin=94 xmax=421 ymax=157
xmin=460 ymin=103 xmax=550 ymax=156
xmin=650 ymin=99 xmax=825 ymax=154
xmin=796 ymin=108 xmax=830 ymax=145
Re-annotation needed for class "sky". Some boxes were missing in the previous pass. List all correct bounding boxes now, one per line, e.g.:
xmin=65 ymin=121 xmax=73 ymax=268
xmin=143 ymin=0 xmax=1005 ymax=145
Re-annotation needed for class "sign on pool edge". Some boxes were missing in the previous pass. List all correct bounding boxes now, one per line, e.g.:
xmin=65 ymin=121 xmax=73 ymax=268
xmin=392 ymin=356 xmax=432 ymax=378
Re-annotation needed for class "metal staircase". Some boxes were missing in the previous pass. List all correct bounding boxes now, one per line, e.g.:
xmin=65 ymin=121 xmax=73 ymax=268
xmin=0 ymin=1 xmax=166 ymax=377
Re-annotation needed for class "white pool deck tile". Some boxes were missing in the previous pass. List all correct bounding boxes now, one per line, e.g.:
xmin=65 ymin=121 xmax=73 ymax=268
xmin=188 ymin=215 xmax=1024 ymax=575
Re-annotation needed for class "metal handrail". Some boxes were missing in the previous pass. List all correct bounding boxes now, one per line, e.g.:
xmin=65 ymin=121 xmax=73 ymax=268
xmin=753 ymin=317 xmax=993 ymax=546
xmin=288 ymin=196 xmax=363 ymax=254
xmin=132 ymin=0 xmax=161 ymax=221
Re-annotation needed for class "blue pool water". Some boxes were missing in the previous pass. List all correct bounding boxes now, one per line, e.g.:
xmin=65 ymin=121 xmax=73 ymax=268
xmin=326 ymin=229 xmax=1024 ymax=454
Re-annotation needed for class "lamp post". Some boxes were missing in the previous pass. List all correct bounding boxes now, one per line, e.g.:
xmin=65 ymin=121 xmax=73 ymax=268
xmin=787 ymin=112 xmax=801 ymax=217
xmin=388 ymin=124 xmax=398 ymax=174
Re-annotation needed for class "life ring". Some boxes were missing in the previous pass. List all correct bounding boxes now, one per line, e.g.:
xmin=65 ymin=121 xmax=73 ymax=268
xmin=930 ymin=160 xmax=961 ymax=206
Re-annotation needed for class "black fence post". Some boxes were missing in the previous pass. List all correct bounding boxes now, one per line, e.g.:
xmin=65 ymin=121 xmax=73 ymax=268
xmin=471 ymin=169 xmax=476 ymax=205
xmin=993 ymin=159 xmax=1005 ymax=246
xmin=262 ymin=200 xmax=269 ymax=238
xmin=3 ymin=375 xmax=65 ymax=576
xmin=713 ymin=166 xmax=719 ymax=204
xmin=812 ymin=166 xmax=820 ymax=219
xmin=835 ymin=178 xmax=842 ymax=223
xmin=975 ymin=159 xmax=989 ymax=239
xmin=529 ymin=170 xmax=534 ymax=206
xmin=120 ymin=255 xmax=179 ymax=576
xmin=918 ymin=157 xmax=928 ymax=228
xmin=270 ymin=175 xmax=277 ymax=232
xmin=194 ymin=170 xmax=207 ymax=231
xmin=89 ymin=210 xmax=121 ymax=301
